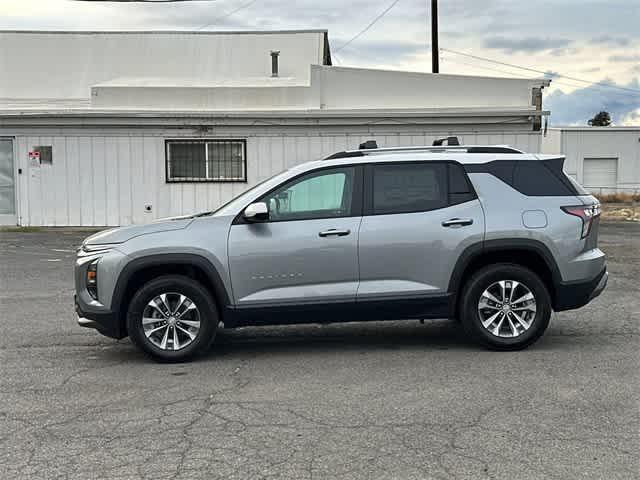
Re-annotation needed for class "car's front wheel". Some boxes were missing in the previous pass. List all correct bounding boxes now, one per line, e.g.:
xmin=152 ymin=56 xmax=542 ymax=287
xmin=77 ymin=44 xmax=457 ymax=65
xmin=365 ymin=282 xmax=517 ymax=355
xmin=127 ymin=275 xmax=218 ymax=362
xmin=459 ymin=264 xmax=551 ymax=350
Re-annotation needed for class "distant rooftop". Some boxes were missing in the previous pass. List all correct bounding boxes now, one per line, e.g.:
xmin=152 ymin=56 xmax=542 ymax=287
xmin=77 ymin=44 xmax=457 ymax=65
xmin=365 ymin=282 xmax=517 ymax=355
xmin=0 ymin=29 xmax=332 ymax=101
xmin=0 ymin=30 xmax=549 ymax=120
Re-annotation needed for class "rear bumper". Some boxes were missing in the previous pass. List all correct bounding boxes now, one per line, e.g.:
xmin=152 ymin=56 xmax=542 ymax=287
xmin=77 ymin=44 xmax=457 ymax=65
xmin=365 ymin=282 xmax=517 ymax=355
xmin=554 ymin=268 xmax=608 ymax=312
xmin=75 ymin=295 xmax=124 ymax=339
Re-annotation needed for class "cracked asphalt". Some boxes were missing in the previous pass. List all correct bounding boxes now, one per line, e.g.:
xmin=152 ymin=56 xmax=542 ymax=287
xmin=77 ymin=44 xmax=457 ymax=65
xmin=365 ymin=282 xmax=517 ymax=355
xmin=0 ymin=222 xmax=638 ymax=480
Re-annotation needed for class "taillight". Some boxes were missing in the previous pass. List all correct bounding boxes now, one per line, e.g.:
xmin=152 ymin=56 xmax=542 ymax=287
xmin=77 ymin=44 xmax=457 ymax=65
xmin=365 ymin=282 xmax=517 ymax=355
xmin=562 ymin=203 xmax=601 ymax=238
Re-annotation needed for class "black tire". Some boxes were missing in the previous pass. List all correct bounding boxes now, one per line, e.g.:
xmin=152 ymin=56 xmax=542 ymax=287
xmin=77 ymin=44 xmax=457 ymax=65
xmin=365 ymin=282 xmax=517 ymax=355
xmin=126 ymin=275 xmax=218 ymax=362
xmin=459 ymin=264 xmax=551 ymax=351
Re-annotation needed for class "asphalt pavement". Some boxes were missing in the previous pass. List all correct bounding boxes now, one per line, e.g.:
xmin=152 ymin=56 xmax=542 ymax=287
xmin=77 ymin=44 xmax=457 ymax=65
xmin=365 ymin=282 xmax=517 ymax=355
xmin=0 ymin=223 xmax=638 ymax=480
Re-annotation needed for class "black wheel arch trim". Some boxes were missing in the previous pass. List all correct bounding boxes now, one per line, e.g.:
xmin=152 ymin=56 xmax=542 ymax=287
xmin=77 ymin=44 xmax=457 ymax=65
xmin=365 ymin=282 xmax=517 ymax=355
xmin=111 ymin=253 xmax=231 ymax=325
xmin=448 ymin=238 xmax=563 ymax=306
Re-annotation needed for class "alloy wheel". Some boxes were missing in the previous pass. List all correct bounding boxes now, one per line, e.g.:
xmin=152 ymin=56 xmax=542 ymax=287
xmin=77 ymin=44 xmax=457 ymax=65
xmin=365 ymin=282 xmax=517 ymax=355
xmin=142 ymin=292 xmax=201 ymax=350
xmin=477 ymin=280 xmax=537 ymax=338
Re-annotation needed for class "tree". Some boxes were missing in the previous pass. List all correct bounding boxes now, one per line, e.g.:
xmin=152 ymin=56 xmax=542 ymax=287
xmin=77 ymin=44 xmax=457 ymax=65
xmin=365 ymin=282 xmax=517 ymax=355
xmin=588 ymin=111 xmax=612 ymax=126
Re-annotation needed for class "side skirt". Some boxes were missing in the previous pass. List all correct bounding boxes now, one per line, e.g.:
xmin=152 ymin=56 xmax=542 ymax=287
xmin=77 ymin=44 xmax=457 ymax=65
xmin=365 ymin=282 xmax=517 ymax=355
xmin=224 ymin=294 xmax=454 ymax=328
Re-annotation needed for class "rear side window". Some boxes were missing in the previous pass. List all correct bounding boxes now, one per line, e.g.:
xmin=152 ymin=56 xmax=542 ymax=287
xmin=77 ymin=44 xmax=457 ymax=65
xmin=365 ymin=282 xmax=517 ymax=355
xmin=371 ymin=163 xmax=448 ymax=215
xmin=466 ymin=158 xmax=584 ymax=196
xmin=514 ymin=162 xmax=575 ymax=196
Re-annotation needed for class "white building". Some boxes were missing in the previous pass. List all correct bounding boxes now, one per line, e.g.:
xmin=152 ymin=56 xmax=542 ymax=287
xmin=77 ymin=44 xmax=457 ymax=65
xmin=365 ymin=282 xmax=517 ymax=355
xmin=542 ymin=127 xmax=640 ymax=195
xmin=0 ymin=30 xmax=550 ymax=226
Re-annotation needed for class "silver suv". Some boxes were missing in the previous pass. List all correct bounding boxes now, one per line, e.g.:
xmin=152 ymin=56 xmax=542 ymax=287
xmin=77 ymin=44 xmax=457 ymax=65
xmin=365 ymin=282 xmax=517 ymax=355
xmin=74 ymin=139 xmax=608 ymax=361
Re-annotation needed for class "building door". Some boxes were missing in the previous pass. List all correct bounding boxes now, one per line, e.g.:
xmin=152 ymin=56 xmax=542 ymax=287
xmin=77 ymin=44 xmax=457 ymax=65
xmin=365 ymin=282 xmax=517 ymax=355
xmin=0 ymin=139 xmax=17 ymax=226
xmin=583 ymin=158 xmax=618 ymax=194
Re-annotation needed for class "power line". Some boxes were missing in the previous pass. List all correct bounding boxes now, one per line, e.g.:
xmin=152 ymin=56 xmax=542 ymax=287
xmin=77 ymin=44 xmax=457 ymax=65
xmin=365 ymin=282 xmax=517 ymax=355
xmin=441 ymin=47 xmax=640 ymax=96
xmin=196 ymin=0 xmax=258 ymax=30
xmin=334 ymin=0 xmax=403 ymax=53
xmin=441 ymin=54 xmax=638 ymax=97
xmin=442 ymin=56 xmax=529 ymax=78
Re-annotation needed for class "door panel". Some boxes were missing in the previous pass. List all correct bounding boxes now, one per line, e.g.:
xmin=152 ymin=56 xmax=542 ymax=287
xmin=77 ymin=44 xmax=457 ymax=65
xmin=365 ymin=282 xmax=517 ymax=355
xmin=0 ymin=139 xmax=16 ymax=225
xmin=228 ymin=165 xmax=362 ymax=307
xmin=357 ymin=200 xmax=484 ymax=298
xmin=358 ymin=161 xmax=484 ymax=300
xmin=229 ymin=217 xmax=361 ymax=306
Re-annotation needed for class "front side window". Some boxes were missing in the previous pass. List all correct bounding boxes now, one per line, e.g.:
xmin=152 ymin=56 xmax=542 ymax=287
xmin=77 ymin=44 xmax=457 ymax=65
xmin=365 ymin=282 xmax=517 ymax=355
xmin=166 ymin=140 xmax=246 ymax=182
xmin=372 ymin=163 xmax=447 ymax=215
xmin=260 ymin=167 xmax=355 ymax=221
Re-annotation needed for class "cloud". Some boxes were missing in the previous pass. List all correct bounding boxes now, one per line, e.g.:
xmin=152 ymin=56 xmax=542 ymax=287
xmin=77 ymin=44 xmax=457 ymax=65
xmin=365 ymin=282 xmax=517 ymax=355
xmin=621 ymin=109 xmax=640 ymax=125
xmin=609 ymin=54 xmax=640 ymax=63
xmin=483 ymin=36 xmax=571 ymax=53
xmin=550 ymin=47 xmax=580 ymax=57
xmin=333 ymin=40 xmax=425 ymax=61
xmin=590 ymin=35 xmax=631 ymax=47
xmin=545 ymin=78 xmax=640 ymax=126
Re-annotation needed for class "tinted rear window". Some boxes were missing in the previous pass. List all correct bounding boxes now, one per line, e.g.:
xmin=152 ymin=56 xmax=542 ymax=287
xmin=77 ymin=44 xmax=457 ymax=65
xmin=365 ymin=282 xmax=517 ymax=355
xmin=466 ymin=159 xmax=582 ymax=196
xmin=513 ymin=162 xmax=574 ymax=196
xmin=372 ymin=163 xmax=447 ymax=214
xmin=565 ymin=173 xmax=590 ymax=196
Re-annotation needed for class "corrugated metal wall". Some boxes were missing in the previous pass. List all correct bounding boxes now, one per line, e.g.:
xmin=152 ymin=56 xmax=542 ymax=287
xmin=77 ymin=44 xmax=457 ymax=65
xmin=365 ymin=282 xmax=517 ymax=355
xmin=546 ymin=130 xmax=640 ymax=193
xmin=13 ymin=129 xmax=543 ymax=226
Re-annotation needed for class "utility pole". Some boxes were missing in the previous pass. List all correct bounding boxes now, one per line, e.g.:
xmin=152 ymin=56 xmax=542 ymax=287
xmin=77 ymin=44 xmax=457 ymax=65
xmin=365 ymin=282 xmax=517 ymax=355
xmin=431 ymin=0 xmax=439 ymax=73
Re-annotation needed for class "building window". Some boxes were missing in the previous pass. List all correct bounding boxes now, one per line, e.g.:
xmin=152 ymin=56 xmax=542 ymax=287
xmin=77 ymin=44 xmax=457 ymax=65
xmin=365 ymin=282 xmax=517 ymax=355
xmin=166 ymin=140 xmax=247 ymax=182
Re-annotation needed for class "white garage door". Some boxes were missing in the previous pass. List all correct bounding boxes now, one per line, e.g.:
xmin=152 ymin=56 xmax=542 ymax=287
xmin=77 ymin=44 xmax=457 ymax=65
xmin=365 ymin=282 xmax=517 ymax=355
xmin=583 ymin=158 xmax=618 ymax=192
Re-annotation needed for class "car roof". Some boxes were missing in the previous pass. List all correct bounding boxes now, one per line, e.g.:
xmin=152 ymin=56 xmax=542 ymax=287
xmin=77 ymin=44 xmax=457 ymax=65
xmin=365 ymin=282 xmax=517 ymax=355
xmin=300 ymin=149 xmax=558 ymax=172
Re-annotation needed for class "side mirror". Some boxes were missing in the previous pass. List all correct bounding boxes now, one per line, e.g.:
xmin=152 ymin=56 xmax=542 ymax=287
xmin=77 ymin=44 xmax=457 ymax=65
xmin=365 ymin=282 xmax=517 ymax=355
xmin=243 ymin=202 xmax=269 ymax=222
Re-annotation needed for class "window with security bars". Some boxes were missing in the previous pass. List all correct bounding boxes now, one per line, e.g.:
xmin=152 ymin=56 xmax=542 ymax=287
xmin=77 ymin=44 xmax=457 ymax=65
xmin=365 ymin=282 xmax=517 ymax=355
xmin=166 ymin=140 xmax=247 ymax=182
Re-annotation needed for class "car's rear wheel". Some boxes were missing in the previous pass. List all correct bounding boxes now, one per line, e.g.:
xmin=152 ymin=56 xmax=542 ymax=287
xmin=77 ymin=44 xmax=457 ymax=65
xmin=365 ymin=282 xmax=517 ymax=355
xmin=127 ymin=275 xmax=218 ymax=362
xmin=459 ymin=264 xmax=551 ymax=350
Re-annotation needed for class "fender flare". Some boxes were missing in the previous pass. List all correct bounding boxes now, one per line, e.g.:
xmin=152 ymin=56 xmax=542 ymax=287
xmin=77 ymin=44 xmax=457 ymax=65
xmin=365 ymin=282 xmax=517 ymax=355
xmin=111 ymin=253 xmax=232 ymax=321
xmin=448 ymin=238 xmax=562 ymax=295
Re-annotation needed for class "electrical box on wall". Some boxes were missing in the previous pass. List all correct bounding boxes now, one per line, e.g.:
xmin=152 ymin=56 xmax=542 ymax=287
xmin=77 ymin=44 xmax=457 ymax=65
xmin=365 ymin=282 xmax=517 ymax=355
xmin=33 ymin=146 xmax=53 ymax=165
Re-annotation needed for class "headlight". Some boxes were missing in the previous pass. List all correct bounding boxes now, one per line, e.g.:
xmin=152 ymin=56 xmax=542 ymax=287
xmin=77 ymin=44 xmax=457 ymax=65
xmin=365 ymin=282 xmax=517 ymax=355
xmin=86 ymin=259 xmax=99 ymax=300
xmin=81 ymin=243 xmax=120 ymax=254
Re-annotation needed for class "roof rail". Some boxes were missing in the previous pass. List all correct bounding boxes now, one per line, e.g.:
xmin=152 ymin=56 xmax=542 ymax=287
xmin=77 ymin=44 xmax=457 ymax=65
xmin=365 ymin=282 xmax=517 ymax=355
xmin=324 ymin=144 xmax=524 ymax=159
xmin=359 ymin=140 xmax=378 ymax=149
xmin=433 ymin=136 xmax=460 ymax=146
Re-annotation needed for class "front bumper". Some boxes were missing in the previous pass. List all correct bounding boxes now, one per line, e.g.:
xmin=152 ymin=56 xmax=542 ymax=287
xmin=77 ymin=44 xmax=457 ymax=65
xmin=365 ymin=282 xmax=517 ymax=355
xmin=554 ymin=268 xmax=608 ymax=312
xmin=75 ymin=295 xmax=124 ymax=339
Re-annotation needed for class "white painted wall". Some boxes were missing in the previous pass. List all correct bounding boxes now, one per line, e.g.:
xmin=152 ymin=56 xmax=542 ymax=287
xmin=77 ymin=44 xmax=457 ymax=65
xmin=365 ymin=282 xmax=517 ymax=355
xmin=11 ymin=127 xmax=543 ymax=226
xmin=92 ymin=82 xmax=317 ymax=111
xmin=317 ymin=66 xmax=541 ymax=110
xmin=0 ymin=30 xmax=327 ymax=100
xmin=89 ymin=64 xmax=546 ymax=112
xmin=542 ymin=127 xmax=640 ymax=192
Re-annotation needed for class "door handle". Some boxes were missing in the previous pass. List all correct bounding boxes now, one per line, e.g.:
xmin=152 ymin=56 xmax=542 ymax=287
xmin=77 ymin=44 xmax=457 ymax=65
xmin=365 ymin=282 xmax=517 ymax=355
xmin=319 ymin=228 xmax=351 ymax=237
xmin=441 ymin=218 xmax=474 ymax=227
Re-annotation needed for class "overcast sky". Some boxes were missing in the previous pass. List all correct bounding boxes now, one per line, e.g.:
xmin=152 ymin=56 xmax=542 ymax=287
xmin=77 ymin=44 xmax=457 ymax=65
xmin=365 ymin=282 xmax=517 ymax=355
xmin=2 ymin=0 xmax=639 ymax=125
